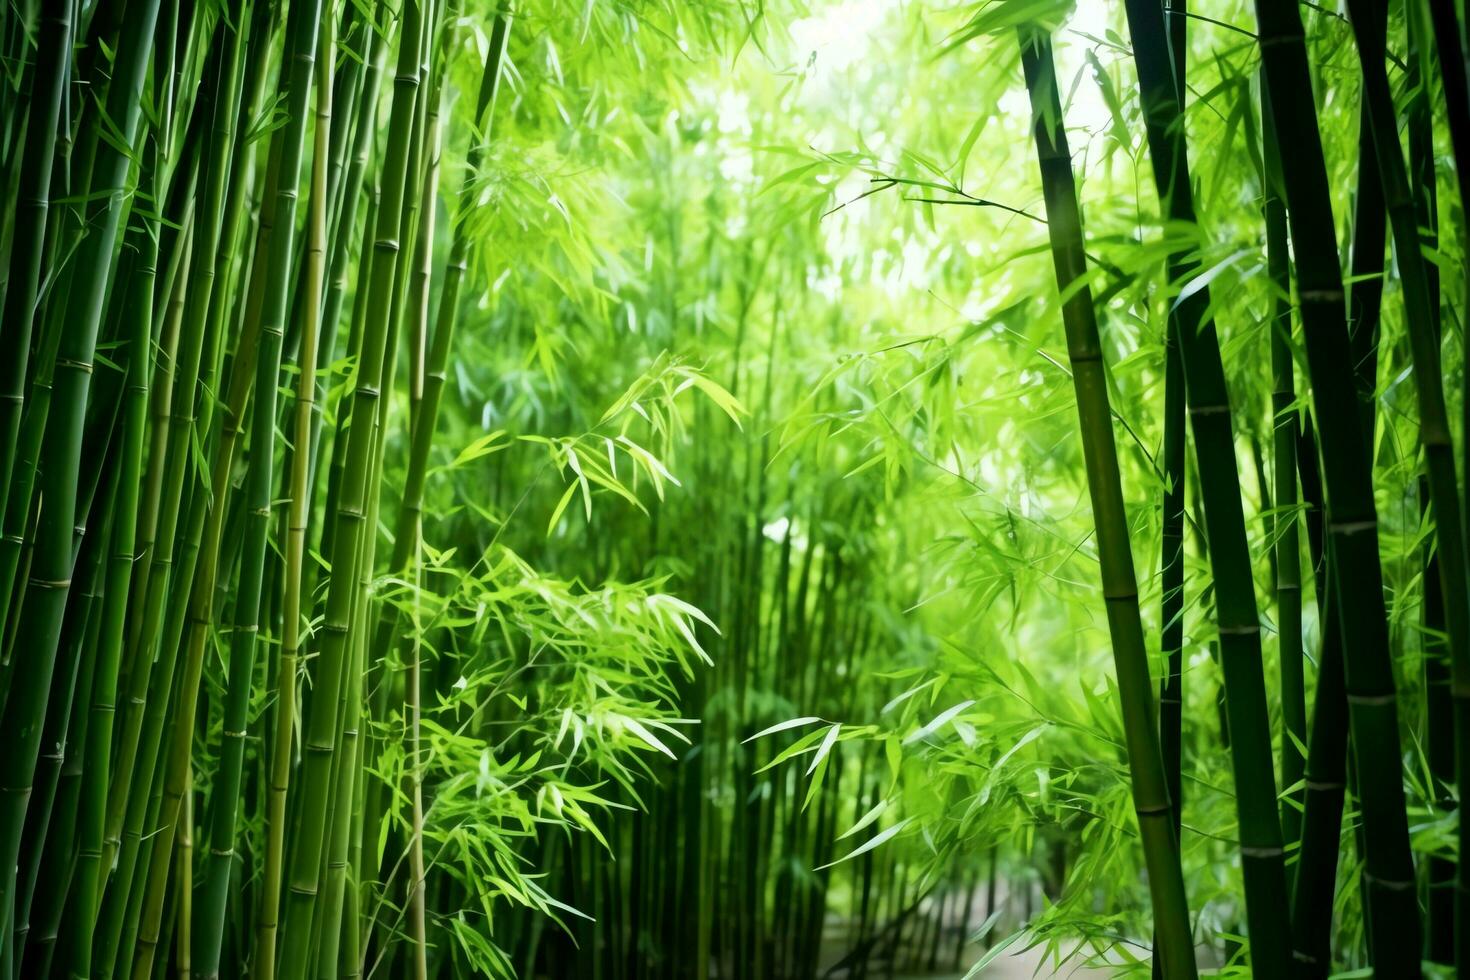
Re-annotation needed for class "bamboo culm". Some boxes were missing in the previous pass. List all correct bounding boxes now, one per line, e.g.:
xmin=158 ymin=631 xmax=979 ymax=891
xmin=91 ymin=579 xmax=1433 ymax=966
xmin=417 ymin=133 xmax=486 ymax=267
xmin=0 ymin=5 xmax=164 ymax=973
xmin=1017 ymin=26 xmax=1198 ymax=980
xmin=1345 ymin=4 xmax=1470 ymax=971
xmin=1122 ymin=2 xmax=1292 ymax=969
xmin=1253 ymin=2 xmax=1421 ymax=972
xmin=276 ymin=1 xmax=426 ymax=973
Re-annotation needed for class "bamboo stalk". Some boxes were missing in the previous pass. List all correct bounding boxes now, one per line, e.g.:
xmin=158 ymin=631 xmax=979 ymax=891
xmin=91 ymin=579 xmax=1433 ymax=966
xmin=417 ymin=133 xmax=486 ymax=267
xmin=69 ymin=120 xmax=174 ymax=976
xmin=1345 ymin=4 xmax=1470 ymax=970
xmin=1253 ymin=2 xmax=1421 ymax=972
xmin=1261 ymin=106 xmax=1304 ymax=853
xmin=1122 ymin=4 xmax=1291 ymax=969
xmin=256 ymin=5 xmax=335 ymax=978
xmin=0 ymin=4 xmax=162 ymax=970
xmin=193 ymin=4 xmax=321 ymax=977
xmin=0 ymin=0 xmax=71 ymax=538
xmin=1421 ymin=0 xmax=1470 ymax=964
xmin=1017 ymin=26 xmax=1197 ymax=979
xmin=277 ymin=2 xmax=425 ymax=973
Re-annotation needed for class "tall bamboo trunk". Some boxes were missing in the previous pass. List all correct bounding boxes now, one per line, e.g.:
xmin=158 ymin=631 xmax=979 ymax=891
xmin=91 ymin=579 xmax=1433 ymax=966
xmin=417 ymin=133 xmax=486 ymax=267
xmin=276 ymin=2 xmax=425 ymax=974
xmin=1017 ymin=26 xmax=1197 ymax=979
xmin=193 ymin=2 xmax=319 ymax=976
xmin=1253 ymin=2 xmax=1421 ymax=973
xmin=0 ymin=4 xmax=162 ymax=971
xmin=1122 ymin=2 xmax=1291 ymax=969
xmin=1260 ymin=98 xmax=1304 ymax=854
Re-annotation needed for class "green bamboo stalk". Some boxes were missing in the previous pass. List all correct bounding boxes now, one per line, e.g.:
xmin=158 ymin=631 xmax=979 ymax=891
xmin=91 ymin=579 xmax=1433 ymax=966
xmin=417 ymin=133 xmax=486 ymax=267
xmin=314 ymin=619 xmax=365 ymax=980
xmin=1421 ymin=0 xmax=1470 ymax=963
xmin=13 ymin=447 xmax=115 ymax=963
xmin=0 ymin=2 xmax=162 ymax=966
xmin=1252 ymin=2 xmax=1421 ymax=972
xmin=68 ymin=133 xmax=169 ymax=977
xmin=0 ymin=0 xmax=71 ymax=530
xmin=1261 ymin=108 xmax=1304 ymax=853
xmin=8 ymin=185 xmax=140 ymax=954
xmin=1402 ymin=6 xmax=1455 ymax=964
xmin=15 ymin=459 xmax=116 ymax=976
xmin=256 ymin=7 xmax=335 ymax=977
xmin=100 ymin=12 xmax=257 ymax=888
xmin=277 ymin=2 xmax=425 ymax=974
xmin=1017 ymin=26 xmax=1197 ymax=980
xmin=401 ymin=6 xmax=456 ymax=972
xmin=1287 ymin=60 xmax=1387 ymax=969
xmin=193 ymin=5 xmax=320 ymax=979
xmin=125 ymin=0 xmax=272 ymax=673
xmin=1345 ymin=3 xmax=1470 ymax=969
xmin=306 ymin=16 xmax=387 ymax=523
xmin=312 ymin=25 xmax=389 ymax=582
xmin=1121 ymin=3 xmax=1290 ymax=969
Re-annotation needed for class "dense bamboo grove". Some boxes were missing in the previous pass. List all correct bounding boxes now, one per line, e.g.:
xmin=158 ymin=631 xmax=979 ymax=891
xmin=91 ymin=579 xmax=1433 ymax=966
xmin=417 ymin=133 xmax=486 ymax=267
xmin=0 ymin=0 xmax=1469 ymax=976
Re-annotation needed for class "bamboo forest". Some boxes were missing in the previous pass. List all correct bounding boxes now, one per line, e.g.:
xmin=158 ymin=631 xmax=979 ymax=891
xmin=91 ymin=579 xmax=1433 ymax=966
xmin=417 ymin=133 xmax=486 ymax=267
xmin=5 ymin=0 xmax=1470 ymax=977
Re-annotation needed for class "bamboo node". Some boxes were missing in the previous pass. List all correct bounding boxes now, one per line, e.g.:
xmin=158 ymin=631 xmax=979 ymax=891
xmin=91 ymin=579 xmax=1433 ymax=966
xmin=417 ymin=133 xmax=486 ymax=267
xmin=1361 ymin=872 xmax=1415 ymax=893
xmin=1329 ymin=521 xmax=1377 ymax=537
xmin=1346 ymin=693 xmax=1396 ymax=707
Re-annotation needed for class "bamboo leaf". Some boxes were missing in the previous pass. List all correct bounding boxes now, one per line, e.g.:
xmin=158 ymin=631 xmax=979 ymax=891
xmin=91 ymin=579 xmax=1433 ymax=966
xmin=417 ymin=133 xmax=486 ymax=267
xmin=744 ymin=716 xmax=824 ymax=743
xmin=902 ymin=700 xmax=975 ymax=745
xmin=816 ymin=817 xmax=914 ymax=870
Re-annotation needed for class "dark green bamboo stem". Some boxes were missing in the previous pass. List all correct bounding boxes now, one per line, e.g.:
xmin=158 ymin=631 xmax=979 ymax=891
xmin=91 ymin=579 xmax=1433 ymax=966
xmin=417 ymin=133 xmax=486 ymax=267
xmin=277 ymin=1 xmax=424 ymax=973
xmin=193 ymin=2 xmax=318 ymax=976
xmin=1345 ymin=4 xmax=1470 ymax=970
xmin=1017 ymin=27 xmax=1197 ymax=980
xmin=1288 ymin=417 xmax=1346 ymax=971
xmin=0 ymin=0 xmax=71 ymax=535
xmin=1253 ymin=3 xmax=1421 ymax=972
xmin=1422 ymin=0 xmax=1470 ymax=962
xmin=1287 ymin=40 xmax=1387 ymax=964
xmin=1122 ymin=3 xmax=1290 ymax=969
xmin=67 ymin=130 xmax=168 ymax=978
xmin=0 ymin=3 xmax=162 ymax=969
xmin=1155 ymin=4 xmax=1187 ymax=853
xmin=1261 ymin=95 xmax=1304 ymax=853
